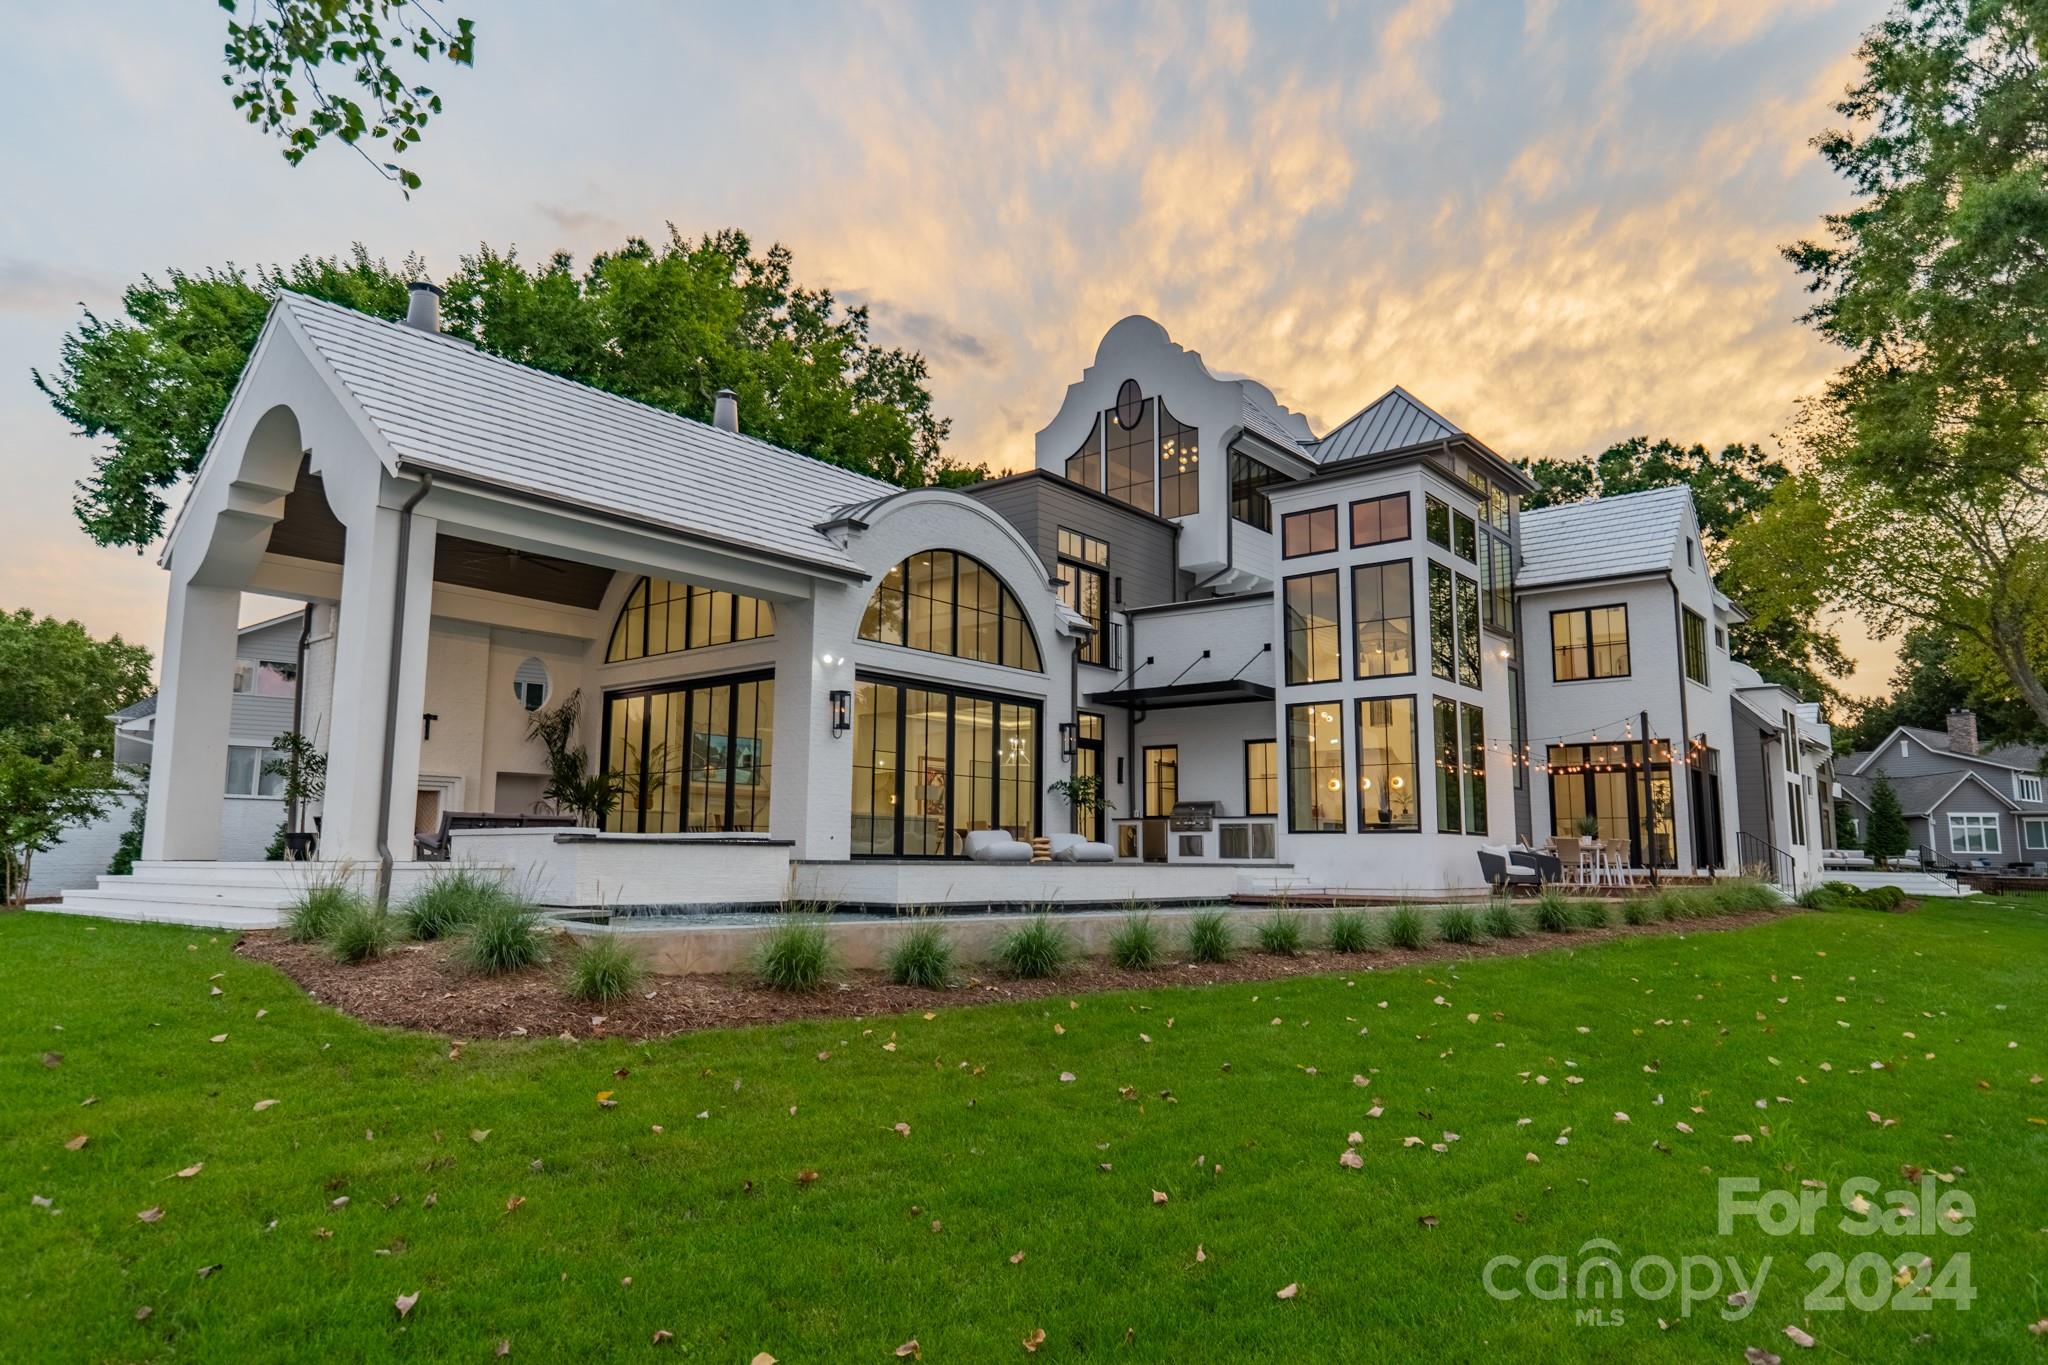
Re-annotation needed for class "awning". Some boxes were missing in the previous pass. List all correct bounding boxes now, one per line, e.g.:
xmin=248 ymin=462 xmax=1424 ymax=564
xmin=1085 ymin=680 xmax=1275 ymax=711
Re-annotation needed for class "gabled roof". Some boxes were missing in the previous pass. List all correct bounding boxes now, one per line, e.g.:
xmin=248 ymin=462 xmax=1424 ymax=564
xmin=112 ymin=694 xmax=158 ymax=724
xmin=1849 ymin=724 xmax=2047 ymax=778
xmin=1516 ymin=484 xmax=1693 ymax=589
xmin=1309 ymin=385 xmax=1461 ymax=465
xmin=274 ymin=293 xmax=899 ymax=577
xmin=1238 ymin=383 xmax=1315 ymax=455
xmin=1836 ymin=769 xmax=2017 ymax=816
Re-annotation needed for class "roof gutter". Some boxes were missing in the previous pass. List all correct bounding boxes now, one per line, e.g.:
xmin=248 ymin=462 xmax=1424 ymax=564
xmin=375 ymin=472 xmax=434 ymax=906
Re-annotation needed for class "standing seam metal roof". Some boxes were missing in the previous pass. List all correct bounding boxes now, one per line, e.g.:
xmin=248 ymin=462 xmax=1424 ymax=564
xmin=1309 ymin=386 xmax=1461 ymax=465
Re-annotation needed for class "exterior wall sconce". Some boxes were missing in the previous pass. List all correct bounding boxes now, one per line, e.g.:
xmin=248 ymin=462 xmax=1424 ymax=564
xmin=830 ymin=689 xmax=852 ymax=737
xmin=1058 ymin=721 xmax=1078 ymax=762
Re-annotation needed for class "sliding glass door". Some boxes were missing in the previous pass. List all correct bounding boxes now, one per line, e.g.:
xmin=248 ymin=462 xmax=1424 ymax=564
xmin=602 ymin=672 xmax=774 ymax=833
xmin=851 ymin=676 xmax=1039 ymax=857
xmin=1546 ymin=741 xmax=1676 ymax=868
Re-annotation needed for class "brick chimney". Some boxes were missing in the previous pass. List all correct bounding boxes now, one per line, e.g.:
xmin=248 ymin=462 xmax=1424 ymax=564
xmin=1945 ymin=708 xmax=1979 ymax=756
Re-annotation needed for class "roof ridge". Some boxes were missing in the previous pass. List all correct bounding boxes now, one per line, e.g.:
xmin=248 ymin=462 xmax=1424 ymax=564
xmin=1520 ymin=483 xmax=1693 ymax=519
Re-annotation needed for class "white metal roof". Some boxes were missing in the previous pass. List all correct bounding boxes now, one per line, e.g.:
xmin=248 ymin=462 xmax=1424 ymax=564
xmin=277 ymin=292 xmax=900 ymax=576
xmin=1516 ymin=484 xmax=1693 ymax=588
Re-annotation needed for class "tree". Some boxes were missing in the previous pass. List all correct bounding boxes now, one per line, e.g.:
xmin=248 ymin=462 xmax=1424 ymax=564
xmin=1836 ymin=625 xmax=2046 ymax=753
xmin=1865 ymin=771 xmax=1910 ymax=867
xmin=1833 ymin=797 xmax=1860 ymax=850
xmin=1520 ymin=437 xmax=1848 ymax=701
xmin=1782 ymin=0 xmax=2048 ymax=732
xmin=37 ymin=231 xmax=974 ymax=550
xmin=220 ymin=1 xmax=476 ymax=195
xmin=0 ymin=610 xmax=153 ymax=906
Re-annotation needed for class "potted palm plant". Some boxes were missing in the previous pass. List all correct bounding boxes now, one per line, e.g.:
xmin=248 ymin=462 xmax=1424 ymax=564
xmin=264 ymin=731 xmax=327 ymax=859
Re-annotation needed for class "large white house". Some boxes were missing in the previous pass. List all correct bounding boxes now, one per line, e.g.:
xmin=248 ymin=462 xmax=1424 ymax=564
xmin=59 ymin=291 xmax=1833 ymax=923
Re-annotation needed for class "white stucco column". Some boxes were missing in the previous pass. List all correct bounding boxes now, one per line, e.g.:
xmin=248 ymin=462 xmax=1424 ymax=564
xmin=770 ymin=590 xmax=855 ymax=861
xmin=142 ymin=578 xmax=242 ymax=861
xmin=320 ymin=505 xmax=439 ymax=864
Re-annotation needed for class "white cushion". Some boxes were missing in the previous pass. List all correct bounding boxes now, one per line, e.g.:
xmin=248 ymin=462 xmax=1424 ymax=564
xmin=964 ymin=829 xmax=1032 ymax=863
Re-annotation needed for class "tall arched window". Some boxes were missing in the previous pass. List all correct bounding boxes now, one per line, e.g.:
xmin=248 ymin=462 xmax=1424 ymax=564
xmin=859 ymin=550 xmax=1043 ymax=671
xmin=606 ymin=577 xmax=774 ymax=663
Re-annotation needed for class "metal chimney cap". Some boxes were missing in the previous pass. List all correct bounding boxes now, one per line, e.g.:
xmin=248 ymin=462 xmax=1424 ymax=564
xmin=712 ymin=388 xmax=740 ymax=433
xmin=408 ymin=280 xmax=443 ymax=297
xmin=404 ymin=280 xmax=442 ymax=333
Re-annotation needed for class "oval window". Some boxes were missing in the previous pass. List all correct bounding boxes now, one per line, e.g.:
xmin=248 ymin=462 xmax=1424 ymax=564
xmin=512 ymin=657 xmax=550 ymax=711
xmin=1115 ymin=378 xmax=1144 ymax=430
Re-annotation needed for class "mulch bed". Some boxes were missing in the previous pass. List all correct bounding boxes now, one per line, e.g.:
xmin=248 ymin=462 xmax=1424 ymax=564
xmin=234 ymin=905 xmax=1802 ymax=1043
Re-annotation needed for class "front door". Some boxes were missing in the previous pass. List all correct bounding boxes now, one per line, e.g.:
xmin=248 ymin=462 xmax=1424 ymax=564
xmin=1073 ymin=712 xmax=1104 ymax=841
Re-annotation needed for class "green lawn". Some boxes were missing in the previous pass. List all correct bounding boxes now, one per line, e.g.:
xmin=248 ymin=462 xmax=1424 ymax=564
xmin=4 ymin=899 xmax=2046 ymax=1363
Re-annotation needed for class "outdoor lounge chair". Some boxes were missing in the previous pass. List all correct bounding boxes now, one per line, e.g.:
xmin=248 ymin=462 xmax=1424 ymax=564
xmin=1509 ymin=844 xmax=1563 ymax=884
xmin=1478 ymin=844 xmax=1541 ymax=896
xmin=963 ymin=829 xmax=1033 ymax=863
xmin=1047 ymin=832 xmax=1116 ymax=863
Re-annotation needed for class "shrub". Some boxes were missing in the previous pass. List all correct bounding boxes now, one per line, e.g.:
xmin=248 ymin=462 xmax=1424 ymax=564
xmin=1436 ymin=906 xmax=1481 ymax=944
xmin=1256 ymin=911 xmax=1306 ymax=956
xmin=1109 ymin=913 xmax=1163 ymax=971
xmin=1863 ymin=884 xmax=1905 ymax=912
xmin=755 ymin=917 xmax=835 ymax=992
xmin=1620 ymin=896 xmax=1658 ymax=926
xmin=1714 ymin=878 xmax=1784 ymax=914
xmin=402 ymin=867 xmax=508 ymax=941
xmin=328 ymin=900 xmax=395 ymax=964
xmin=1573 ymin=898 xmax=1613 ymax=929
xmin=1183 ymin=909 xmax=1235 ymax=964
xmin=1482 ymin=903 xmax=1522 ymax=939
xmin=1326 ymin=909 xmax=1374 ymax=953
xmin=996 ymin=914 xmax=1072 ymax=979
xmin=1384 ymin=904 xmax=1428 ymax=950
xmin=1532 ymin=888 xmax=1573 ymax=934
xmin=565 ymin=934 xmax=645 ymax=1004
xmin=886 ymin=924 xmax=955 ymax=988
xmin=284 ymin=879 xmax=361 ymax=944
xmin=457 ymin=896 xmax=550 ymax=976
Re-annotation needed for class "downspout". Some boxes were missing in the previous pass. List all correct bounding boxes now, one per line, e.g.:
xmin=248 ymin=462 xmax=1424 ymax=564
xmin=1666 ymin=572 xmax=1693 ymax=871
xmin=289 ymin=603 xmax=313 ymax=835
xmin=375 ymin=473 xmax=434 ymax=905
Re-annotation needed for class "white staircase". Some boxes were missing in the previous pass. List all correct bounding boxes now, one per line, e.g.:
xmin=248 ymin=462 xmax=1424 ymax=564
xmin=1822 ymin=868 xmax=1977 ymax=899
xmin=51 ymin=860 xmax=458 ymax=929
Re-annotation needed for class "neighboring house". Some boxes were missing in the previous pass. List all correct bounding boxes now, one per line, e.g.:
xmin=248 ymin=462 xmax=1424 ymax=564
xmin=26 ymin=613 xmax=301 ymax=896
xmin=1836 ymin=712 xmax=2048 ymax=868
xmin=1727 ymin=661 xmax=1835 ymax=888
xmin=96 ymin=291 xmax=1835 ymax=909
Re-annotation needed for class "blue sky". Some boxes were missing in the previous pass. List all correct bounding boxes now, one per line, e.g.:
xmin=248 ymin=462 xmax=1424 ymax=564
xmin=0 ymin=0 xmax=1891 ymax=690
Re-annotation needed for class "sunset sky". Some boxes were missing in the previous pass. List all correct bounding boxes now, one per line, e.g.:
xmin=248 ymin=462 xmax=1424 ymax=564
xmin=0 ymin=0 xmax=1894 ymax=694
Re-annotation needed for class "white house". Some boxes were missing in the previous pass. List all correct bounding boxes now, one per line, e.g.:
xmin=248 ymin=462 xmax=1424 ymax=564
xmin=60 ymin=294 xmax=1830 ymax=923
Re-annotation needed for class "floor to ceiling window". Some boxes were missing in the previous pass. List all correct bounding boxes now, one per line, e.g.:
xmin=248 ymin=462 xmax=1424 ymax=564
xmin=1156 ymin=400 xmax=1200 ymax=518
xmin=1286 ymin=701 xmax=1346 ymax=832
xmin=850 ymin=677 xmax=1040 ymax=857
xmin=1546 ymin=741 xmax=1676 ymax=868
xmin=602 ymin=672 xmax=774 ymax=833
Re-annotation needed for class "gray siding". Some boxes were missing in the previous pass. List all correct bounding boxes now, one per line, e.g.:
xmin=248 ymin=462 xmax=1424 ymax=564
xmin=963 ymin=472 xmax=1179 ymax=610
xmin=238 ymin=615 xmax=305 ymax=665
xmin=1731 ymin=704 xmax=1775 ymax=846
xmin=1927 ymin=783 xmax=2018 ymax=864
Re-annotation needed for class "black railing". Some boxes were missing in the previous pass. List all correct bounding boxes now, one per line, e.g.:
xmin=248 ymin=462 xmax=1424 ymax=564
xmin=1737 ymin=830 xmax=1795 ymax=888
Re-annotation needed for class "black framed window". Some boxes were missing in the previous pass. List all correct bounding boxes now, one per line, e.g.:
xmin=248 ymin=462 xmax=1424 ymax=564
xmin=1683 ymin=608 xmax=1708 ymax=684
xmin=1428 ymin=562 xmax=1454 ymax=681
xmin=1355 ymin=696 xmax=1418 ymax=831
xmin=1281 ymin=506 xmax=1338 ymax=558
xmin=1245 ymin=739 xmax=1278 ymax=817
xmin=1065 ymin=416 xmax=1102 ymax=490
xmin=606 ymin=577 xmax=775 ymax=663
xmin=860 ymin=550 xmax=1043 ymax=671
xmin=1482 ymin=534 xmax=1513 ymax=630
xmin=1550 ymin=605 xmax=1629 ymax=681
xmin=1433 ymin=696 xmax=1462 ymax=833
xmin=1455 ymin=573 xmax=1480 ymax=688
xmin=1286 ymin=702 xmax=1346 ymax=832
xmin=1547 ymin=741 xmax=1676 ymax=868
xmin=1157 ymin=400 xmax=1200 ymax=518
xmin=1452 ymin=510 xmax=1477 ymax=562
xmin=1425 ymin=495 xmax=1451 ymax=549
xmin=1072 ymin=712 xmax=1105 ymax=841
xmin=1104 ymin=395 xmax=1155 ymax=510
xmin=602 ymin=672 xmax=774 ymax=834
xmin=1462 ymin=702 xmax=1488 ymax=836
xmin=849 ymin=676 xmax=1039 ymax=856
xmin=1350 ymin=492 xmax=1410 ymax=547
xmin=1284 ymin=571 xmax=1341 ymax=685
xmin=1351 ymin=560 xmax=1414 ymax=679
xmin=1230 ymin=453 xmax=1288 ymax=530
xmin=1144 ymin=745 xmax=1179 ymax=816
xmin=1057 ymin=529 xmax=1111 ymax=667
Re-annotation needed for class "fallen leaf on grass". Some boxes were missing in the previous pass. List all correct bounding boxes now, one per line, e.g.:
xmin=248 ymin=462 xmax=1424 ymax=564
xmin=1151 ymin=1190 xmax=1168 ymax=1205
xmin=63 ymin=1133 xmax=87 ymax=1151
xmin=893 ymin=1123 xmax=912 ymax=1137
xmin=42 ymin=1052 xmax=61 ymax=1068
xmin=137 ymin=1206 xmax=163 ymax=1223
xmin=470 ymin=1129 xmax=490 ymax=1143
xmin=1009 ymin=1250 xmax=1026 ymax=1265
xmin=134 ymin=1306 xmax=152 ymax=1322
xmin=651 ymin=1329 xmax=673 ymax=1344
xmin=174 ymin=1163 xmax=203 ymax=1178
xmin=1417 ymin=1215 xmax=1439 ymax=1228
xmin=196 ymin=1264 xmax=222 ymax=1279
xmin=1058 ymin=1072 xmax=1076 ymax=1084
xmin=1195 ymin=1244 xmax=1206 ymax=1263
xmin=496 ymin=1341 xmax=511 ymax=1357
xmin=750 ymin=1355 xmax=775 ymax=1365
xmin=1276 ymin=1283 xmax=1298 ymax=1300
xmin=895 ymin=1340 xmax=921 ymax=1358
xmin=253 ymin=1099 xmax=279 ymax=1111
xmin=1339 ymin=1149 xmax=1364 ymax=1169
xmin=1744 ymin=1350 xmax=1780 ymax=1365
xmin=394 ymin=1291 xmax=418 ymax=1319
xmin=596 ymin=1091 xmax=617 ymax=1109
xmin=505 ymin=1196 xmax=526 ymax=1214
xmin=1783 ymin=1324 xmax=1815 ymax=1348
xmin=209 ymin=1034 xmax=228 ymax=1044
xmin=1022 ymin=1327 xmax=1047 ymax=1352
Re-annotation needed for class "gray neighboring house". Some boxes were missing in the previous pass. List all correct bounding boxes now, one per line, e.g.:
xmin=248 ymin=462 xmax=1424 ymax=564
xmin=26 ymin=612 xmax=305 ymax=897
xmin=1836 ymin=711 xmax=2048 ymax=869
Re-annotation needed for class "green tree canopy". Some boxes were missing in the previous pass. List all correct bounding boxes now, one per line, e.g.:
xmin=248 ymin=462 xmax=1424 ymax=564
xmin=35 ymin=231 xmax=975 ymax=549
xmin=1837 ymin=625 xmax=2047 ymax=754
xmin=1520 ymin=437 xmax=1847 ymax=702
xmin=0 ymin=610 xmax=153 ymax=905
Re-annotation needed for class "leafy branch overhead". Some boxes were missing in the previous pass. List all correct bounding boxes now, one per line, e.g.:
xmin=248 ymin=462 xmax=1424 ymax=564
xmin=220 ymin=0 xmax=476 ymax=194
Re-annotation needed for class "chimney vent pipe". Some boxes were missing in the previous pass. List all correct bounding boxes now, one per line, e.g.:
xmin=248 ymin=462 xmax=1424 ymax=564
xmin=712 ymin=388 xmax=739 ymax=433
xmin=404 ymin=280 xmax=442 ymax=333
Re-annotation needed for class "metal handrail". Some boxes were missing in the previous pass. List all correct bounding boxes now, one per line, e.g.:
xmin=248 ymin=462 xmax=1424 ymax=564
xmin=1737 ymin=830 xmax=1795 ymax=887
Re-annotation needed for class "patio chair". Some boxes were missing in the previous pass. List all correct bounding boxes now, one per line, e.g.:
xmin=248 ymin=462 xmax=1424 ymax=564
xmin=1047 ymin=832 xmax=1115 ymax=864
xmin=1478 ymin=845 xmax=1541 ymax=897
xmin=963 ymin=829 xmax=1033 ymax=863
xmin=1510 ymin=844 xmax=1563 ymax=885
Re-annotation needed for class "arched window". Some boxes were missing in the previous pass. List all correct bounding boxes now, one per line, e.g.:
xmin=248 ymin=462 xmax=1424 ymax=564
xmin=605 ymin=577 xmax=774 ymax=663
xmin=859 ymin=550 xmax=1043 ymax=671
